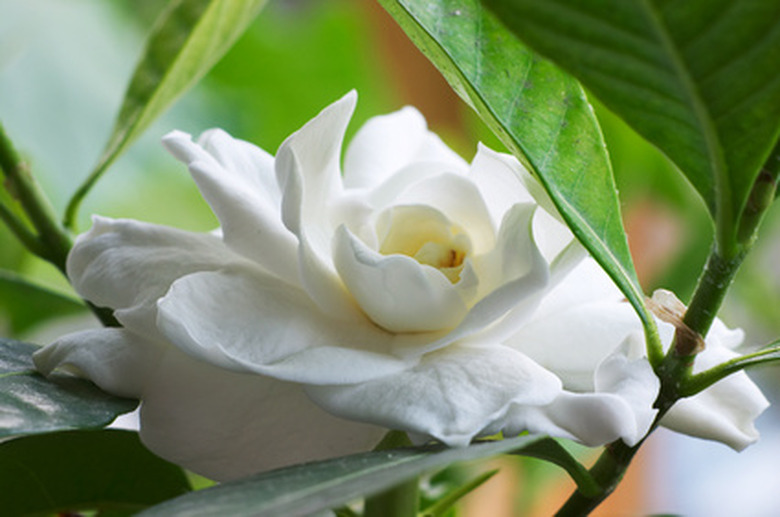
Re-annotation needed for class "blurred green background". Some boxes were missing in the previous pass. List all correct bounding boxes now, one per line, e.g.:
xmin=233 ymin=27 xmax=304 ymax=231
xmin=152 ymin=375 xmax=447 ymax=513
xmin=1 ymin=1 xmax=779 ymax=515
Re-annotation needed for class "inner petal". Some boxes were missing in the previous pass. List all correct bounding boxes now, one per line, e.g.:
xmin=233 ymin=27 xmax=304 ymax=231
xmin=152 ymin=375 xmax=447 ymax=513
xmin=377 ymin=205 xmax=472 ymax=283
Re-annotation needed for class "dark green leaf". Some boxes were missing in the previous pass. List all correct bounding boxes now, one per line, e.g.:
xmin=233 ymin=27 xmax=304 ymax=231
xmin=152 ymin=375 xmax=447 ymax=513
xmin=682 ymin=341 xmax=780 ymax=396
xmin=485 ymin=0 xmax=780 ymax=255
xmin=515 ymin=437 xmax=599 ymax=497
xmin=0 ymin=270 xmax=87 ymax=334
xmin=380 ymin=0 xmax=661 ymax=361
xmin=0 ymin=338 xmax=137 ymax=438
xmin=0 ymin=429 xmax=190 ymax=515
xmin=65 ymin=0 xmax=269 ymax=228
xmin=139 ymin=436 xmax=544 ymax=517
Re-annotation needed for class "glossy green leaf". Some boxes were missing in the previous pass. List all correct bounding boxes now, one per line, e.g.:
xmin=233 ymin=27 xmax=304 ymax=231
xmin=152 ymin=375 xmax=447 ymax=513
xmin=0 ymin=429 xmax=190 ymax=515
xmin=485 ymin=0 xmax=780 ymax=256
xmin=0 ymin=270 xmax=87 ymax=334
xmin=64 ymin=0 xmax=268 ymax=228
xmin=139 ymin=436 xmax=544 ymax=517
xmin=0 ymin=338 xmax=137 ymax=438
xmin=380 ymin=0 xmax=660 ymax=361
xmin=682 ymin=340 xmax=780 ymax=397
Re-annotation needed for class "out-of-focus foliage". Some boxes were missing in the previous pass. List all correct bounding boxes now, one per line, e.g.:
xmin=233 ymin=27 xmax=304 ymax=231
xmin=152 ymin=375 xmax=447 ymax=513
xmin=0 ymin=429 xmax=191 ymax=515
xmin=0 ymin=0 xmax=400 ymax=337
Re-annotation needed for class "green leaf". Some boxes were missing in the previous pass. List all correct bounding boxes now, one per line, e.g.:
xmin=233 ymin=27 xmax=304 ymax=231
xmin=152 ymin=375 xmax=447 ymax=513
xmin=0 ymin=429 xmax=191 ymax=515
xmin=484 ymin=0 xmax=780 ymax=256
xmin=64 ymin=0 xmax=269 ymax=228
xmin=0 ymin=338 xmax=137 ymax=438
xmin=682 ymin=340 xmax=780 ymax=397
xmin=0 ymin=270 xmax=88 ymax=334
xmin=138 ymin=436 xmax=545 ymax=517
xmin=515 ymin=437 xmax=600 ymax=497
xmin=380 ymin=0 xmax=661 ymax=362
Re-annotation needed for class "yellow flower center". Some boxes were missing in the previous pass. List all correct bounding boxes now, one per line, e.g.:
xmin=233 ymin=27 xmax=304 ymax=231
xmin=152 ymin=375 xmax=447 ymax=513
xmin=377 ymin=205 xmax=472 ymax=283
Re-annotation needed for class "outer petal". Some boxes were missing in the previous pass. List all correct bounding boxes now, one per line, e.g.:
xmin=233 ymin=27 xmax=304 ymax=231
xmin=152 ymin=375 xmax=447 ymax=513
xmin=276 ymin=91 xmax=354 ymax=238
xmin=307 ymin=344 xmax=562 ymax=447
xmin=274 ymin=93 xmax=368 ymax=322
xmin=333 ymin=226 xmax=469 ymax=332
xmin=67 ymin=217 xmax=241 ymax=340
xmin=33 ymin=328 xmax=163 ymax=399
xmin=503 ymin=392 xmax=636 ymax=447
xmin=156 ymin=267 xmax=412 ymax=385
xmin=138 ymin=347 xmax=387 ymax=481
xmin=593 ymin=339 xmax=660 ymax=445
xmin=343 ymin=106 xmax=467 ymax=189
xmin=506 ymin=299 xmax=639 ymax=391
xmin=162 ymin=130 xmax=299 ymax=285
xmin=501 ymin=339 xmax=658 ymax=447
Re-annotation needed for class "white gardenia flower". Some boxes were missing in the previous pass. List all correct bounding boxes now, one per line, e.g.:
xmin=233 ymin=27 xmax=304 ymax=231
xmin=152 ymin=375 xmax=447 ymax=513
xmin=33 ymin=92 xmax=764 ymax=481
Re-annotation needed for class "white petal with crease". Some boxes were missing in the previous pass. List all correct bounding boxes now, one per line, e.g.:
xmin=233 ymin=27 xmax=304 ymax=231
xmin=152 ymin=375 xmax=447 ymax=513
xmin=68 ymin=217 xmax=241 ymax=340
xmin=33 ymin=328 xmax=163 ymax=399
xmin=308 ymin=344 xmax=561 ymax=447
xmin=156 ymin=267 xmax=409 ymax=384
xmin=162 ymin=130 xmax=299 ymax=285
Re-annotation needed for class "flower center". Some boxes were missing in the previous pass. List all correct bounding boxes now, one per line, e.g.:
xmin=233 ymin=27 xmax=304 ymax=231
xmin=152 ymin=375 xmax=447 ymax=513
xmin=377 ymin=205 xmax=472 ymax=283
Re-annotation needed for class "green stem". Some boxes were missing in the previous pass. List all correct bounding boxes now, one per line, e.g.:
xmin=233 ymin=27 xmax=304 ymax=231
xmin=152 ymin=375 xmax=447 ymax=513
xmin=419 ymin=469 xmax=498 ymax=517
xmin=680 ymin=250 xmax=744 ymax=343
xmin=0 ymin=122 xmax=72 ymax=274
xmin=555 ymin=440 xmax=640 ymax=517
xmin=365 ymin=431 xmax=419 ymax=517
xmin=0 ymin=199 xmax=45 ymax=256
xmin=0 ymin=122 xmax=119 ymax=328
xmin=364 ymin=478 xmax=419 ymax=517
xmin=682 ymin=340 xmax=780 ymax=397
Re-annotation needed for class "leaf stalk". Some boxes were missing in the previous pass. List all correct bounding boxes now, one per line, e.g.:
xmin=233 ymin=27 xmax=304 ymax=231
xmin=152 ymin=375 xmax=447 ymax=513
xmin=0 ymin=122 xmax=72 ymax=274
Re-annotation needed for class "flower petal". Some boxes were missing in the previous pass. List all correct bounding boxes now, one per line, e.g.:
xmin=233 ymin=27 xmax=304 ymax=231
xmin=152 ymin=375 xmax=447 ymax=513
xmin=506 ymin=299 xmax=640 ymax=391
xmin=156 ymin=267 xmax=410 ymax=385
xmin=501 ymin=338 xmax=658 ymax=447
xmin=469 ymin=144 xmax=559 ymax=225
xmin=593 ymin=339 xmax=660 ymax=445
xmin=33 ymin=328 xmax=163 ymax=399
xmin=418 ymin=204 xmax=549 ymax=354
xmin=394 ymin=203 xmax=550 ymax=356
xmin=307 ymin=344 xmax=561 ymax=447
xmin=273 ymin=92 xmax=371 ymax=322
xmin=468 ymin=144 xmax=535 ymax=226
xmin=333 ymin=225 xmax=469 ymax=333
xmin=392 ymin=173 xmax=496 ymax=253
xmin=137 ymin=346 xmax=386 ymax=481
xmin=661 ymin=344 xmax=769 ymax=451
xmin=343 ymin=106 xmax=466 ymax=189
xmin=276 ymin=91 xmax=355 ymax=237
xmin=503 ymin=392 xmax=634 ymax=447
xmin=162 ymin=130 xmax=299 ymax=285
xmin=67 ymin=216 xmax=241 ymax=340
